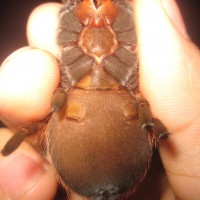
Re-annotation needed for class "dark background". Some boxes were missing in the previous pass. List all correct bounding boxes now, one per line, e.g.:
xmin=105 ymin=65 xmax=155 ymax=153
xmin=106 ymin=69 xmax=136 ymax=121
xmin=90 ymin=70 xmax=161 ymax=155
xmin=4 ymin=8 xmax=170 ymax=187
xmin=0 ymin=0 xmax=200 ymax=63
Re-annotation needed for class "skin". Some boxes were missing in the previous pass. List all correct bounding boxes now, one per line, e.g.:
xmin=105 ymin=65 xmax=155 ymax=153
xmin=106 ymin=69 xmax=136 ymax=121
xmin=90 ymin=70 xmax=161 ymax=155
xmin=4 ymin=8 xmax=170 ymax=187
xmin=0 ymin=0 xmax=200 ymax=199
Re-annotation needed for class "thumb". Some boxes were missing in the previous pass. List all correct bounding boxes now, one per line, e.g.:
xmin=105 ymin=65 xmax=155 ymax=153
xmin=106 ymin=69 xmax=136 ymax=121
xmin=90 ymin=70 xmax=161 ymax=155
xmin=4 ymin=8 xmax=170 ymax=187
xmin=134 ymin=0 xmax=200 ymax=130
xmin=134 ymin=0 xmax=200 ymax=199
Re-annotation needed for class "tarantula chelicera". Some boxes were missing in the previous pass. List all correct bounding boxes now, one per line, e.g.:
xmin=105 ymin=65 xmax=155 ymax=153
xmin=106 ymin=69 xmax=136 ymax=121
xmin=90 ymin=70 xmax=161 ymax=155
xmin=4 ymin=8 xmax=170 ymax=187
xmin=1 ymin=0 xmax=168 ymax=199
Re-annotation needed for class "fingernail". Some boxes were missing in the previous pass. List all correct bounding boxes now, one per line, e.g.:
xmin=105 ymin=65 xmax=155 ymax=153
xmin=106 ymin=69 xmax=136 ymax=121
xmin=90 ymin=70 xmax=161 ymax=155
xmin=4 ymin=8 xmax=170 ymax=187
xmin=162 ymin=0 xmax=189 ymax=38
xmin=0 ymin=153 xmax=48 ymax=199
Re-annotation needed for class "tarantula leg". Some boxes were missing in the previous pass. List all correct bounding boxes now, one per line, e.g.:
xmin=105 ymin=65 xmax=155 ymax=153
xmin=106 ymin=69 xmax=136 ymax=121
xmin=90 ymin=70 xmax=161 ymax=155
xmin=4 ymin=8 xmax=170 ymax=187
xmin=153 ymin=119 xmax=169 ymax=141
xmin=138 ymin=102 xmax=154 ymax=134
xmin=138 ymin=102 xmax=169 ymax=141
xmin=1 ymin=124 xmax=37 ymax=156
xmin=51 ymin=88 xmax=66 ymax=113
xmin=1 ymin=89 xmax=67 ymax=157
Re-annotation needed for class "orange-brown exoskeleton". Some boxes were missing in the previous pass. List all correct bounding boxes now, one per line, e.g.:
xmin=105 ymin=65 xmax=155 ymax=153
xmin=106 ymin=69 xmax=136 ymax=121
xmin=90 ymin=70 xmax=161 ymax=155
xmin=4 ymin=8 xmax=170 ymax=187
xmin=1 ymin=0 xmax=169 ymax=199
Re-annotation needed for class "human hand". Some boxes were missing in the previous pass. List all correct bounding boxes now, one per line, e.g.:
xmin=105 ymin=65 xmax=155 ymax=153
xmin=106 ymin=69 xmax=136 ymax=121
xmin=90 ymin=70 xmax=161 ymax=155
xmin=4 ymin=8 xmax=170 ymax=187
xmin=0 ymin=2 xmax=91 ymax=199
xmin=134 ymin=0 xmax=200 ymax=199
xmin=0 ymin=3 xmax=61 ymax=200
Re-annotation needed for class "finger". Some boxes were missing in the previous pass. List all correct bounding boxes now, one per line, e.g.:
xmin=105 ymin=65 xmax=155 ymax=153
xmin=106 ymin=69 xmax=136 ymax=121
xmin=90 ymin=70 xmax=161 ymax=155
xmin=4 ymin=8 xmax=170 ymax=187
xmin=134 ymin=0 xmax=200 ymax=133
xmin=134 ymin=0 xmax=200 ymax=198
xmin=0 ymin=128 xmax=57 ymax=200
xmin=27 ymin=3 xmax=62 ymax=57
xmin=0 ymin=47 xmax=60 ymax=129
xmin=162 ymin=0 xmax=189 ymax=38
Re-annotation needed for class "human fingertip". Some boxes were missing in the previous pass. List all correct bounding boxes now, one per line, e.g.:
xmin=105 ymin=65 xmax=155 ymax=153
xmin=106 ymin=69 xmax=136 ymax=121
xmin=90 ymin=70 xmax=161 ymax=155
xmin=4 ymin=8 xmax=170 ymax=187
xmin=27 ymin=2 xmax=62 ymax=57
xmin=0 ymin=48 xmax=60 ymax=128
